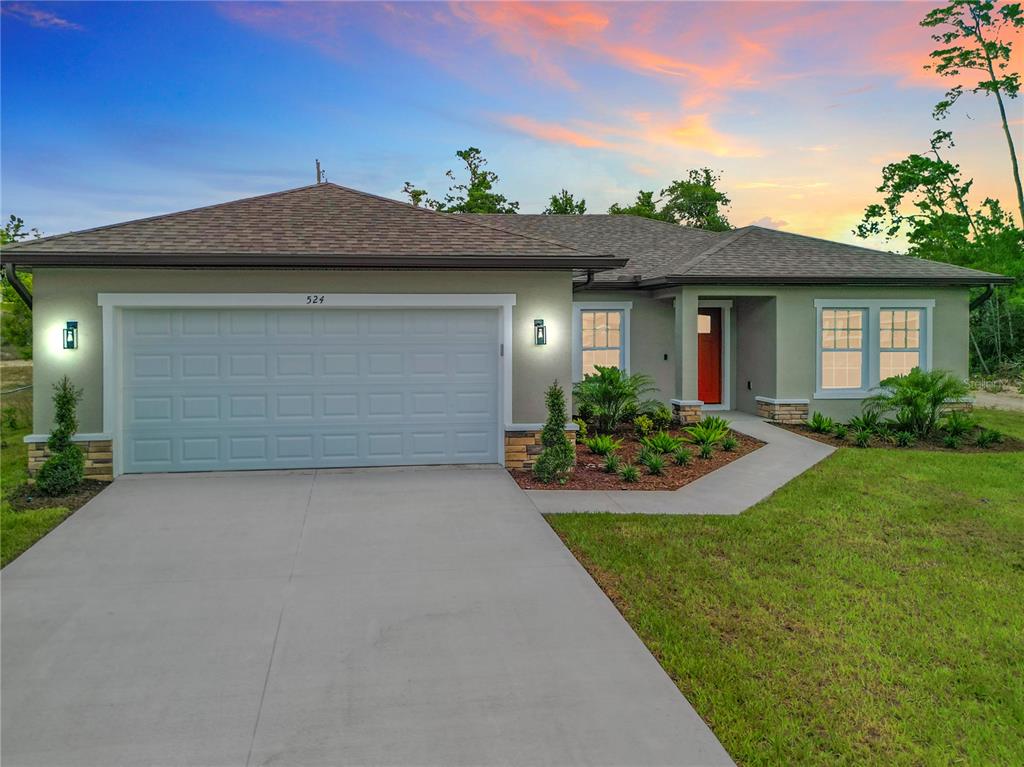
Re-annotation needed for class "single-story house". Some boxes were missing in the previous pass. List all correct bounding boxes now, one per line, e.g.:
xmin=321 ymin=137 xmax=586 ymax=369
xmin=3 ymin=182 xmax=1011 ymax=479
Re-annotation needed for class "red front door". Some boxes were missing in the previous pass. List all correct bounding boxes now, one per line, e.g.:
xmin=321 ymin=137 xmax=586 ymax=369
xmin=697 ymin=308 xmax=722 ymax=404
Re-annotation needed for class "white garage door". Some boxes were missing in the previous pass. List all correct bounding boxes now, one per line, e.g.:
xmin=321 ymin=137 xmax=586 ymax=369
xmin=121 ymin=307 xmax=499 ymax=473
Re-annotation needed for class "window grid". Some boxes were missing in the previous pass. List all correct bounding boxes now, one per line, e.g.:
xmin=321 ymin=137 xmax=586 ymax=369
xmin=581 ymin=310 xmax=623 ymax=376
xmin=820 ymin=309 xmax=865 ymax=389
xmin=879 ymin=309 xmax=921 ymax=380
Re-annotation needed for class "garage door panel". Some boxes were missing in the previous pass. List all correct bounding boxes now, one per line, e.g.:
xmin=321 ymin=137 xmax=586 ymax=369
xmin=122 ymin=308 xmax=499 ymax=473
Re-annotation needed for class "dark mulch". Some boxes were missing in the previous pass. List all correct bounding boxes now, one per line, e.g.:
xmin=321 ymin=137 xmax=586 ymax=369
xmin=777 ymin=422 xmax=1024 ymax=453
xmin=8 ymin=480 xmax=110 ymax=512
xmin=513 ymin=428 xmax=763 ymax=491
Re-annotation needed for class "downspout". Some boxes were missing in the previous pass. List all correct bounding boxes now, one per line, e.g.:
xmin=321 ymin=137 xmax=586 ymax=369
xmin=572 ymin=269 xmax=595 ymax=293
xmin=3 ymin=262 xmax=32 ymax=310
xmin=969 ymin=283 xmax=994 ymax=311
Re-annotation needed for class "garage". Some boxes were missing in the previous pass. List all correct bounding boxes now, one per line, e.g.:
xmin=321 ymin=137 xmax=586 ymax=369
xmin=120 ymin=306 xmax=500 ymax=473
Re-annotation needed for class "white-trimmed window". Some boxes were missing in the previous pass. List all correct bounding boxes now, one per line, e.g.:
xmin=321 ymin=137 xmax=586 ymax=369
xmin=814 ymin=299 xmax=933 ymax=398
xmin=572 ymin=302 xmax=631 ymax=381
xmin=820 ymin=309 xmax=865 ymax=390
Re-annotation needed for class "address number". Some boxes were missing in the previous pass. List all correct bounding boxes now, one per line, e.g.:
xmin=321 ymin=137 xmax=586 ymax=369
xmin=306 ymin=295 xmax=326 ymax=304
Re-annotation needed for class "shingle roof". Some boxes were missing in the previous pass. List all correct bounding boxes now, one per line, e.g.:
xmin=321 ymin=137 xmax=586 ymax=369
xmin=465 ymin=215 xmax=1012 ymax=286
xmin=0 ymin=183 xmax=625 ymax=270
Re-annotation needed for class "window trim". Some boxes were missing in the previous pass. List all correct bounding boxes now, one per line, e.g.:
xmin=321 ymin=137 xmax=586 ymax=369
xmin=572 ymin=301 xmax=632 ymax=382
xmin=814 ymin=298 xmax=934 ymax=399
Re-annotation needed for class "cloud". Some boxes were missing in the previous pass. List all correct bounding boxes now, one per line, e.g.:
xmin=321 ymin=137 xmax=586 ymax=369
xmin=749 ymin=216 xmax=788 ymax=229
xmin=2 ymin=3 xmax=83 ymax=30
xmin=499 ymin=115 xmax=609 ymax=148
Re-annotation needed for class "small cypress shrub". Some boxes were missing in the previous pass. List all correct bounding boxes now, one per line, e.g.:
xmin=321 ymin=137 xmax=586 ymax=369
xmin=533 ymin=381 xmax=575 ymax=484
xmin=37 ymin=376 xmax=85 ymax=496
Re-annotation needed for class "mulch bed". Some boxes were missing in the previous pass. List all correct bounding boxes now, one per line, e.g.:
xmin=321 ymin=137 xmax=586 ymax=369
xmin=8 ymin=480 xmax=110 ymax=512
xmin=512 ymin=428 xmax=763 ymax=491
xmin=777 ymin=422 xmax=1024 ymax=453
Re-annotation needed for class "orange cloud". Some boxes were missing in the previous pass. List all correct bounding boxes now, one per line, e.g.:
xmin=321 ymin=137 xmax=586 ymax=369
xmin=499 ymin=115 xmax=609 ymax=148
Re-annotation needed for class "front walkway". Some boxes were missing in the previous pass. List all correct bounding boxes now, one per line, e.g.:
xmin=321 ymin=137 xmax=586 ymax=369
xmin=2 ymin=466 xmax=732 ymax=766
xmin=527 ymin=411 xmax=834 ymax=515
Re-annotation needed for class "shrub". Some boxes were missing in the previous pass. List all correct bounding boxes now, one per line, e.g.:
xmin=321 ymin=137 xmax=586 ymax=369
xmin=532 ymin=381 xmax=575 ymax=484
xmin=975 ymin=429 xmax=1003 ymax=448
xmin=848 ymin=412 xmax=881 ymax=434
xmin=636 ymin=447 xmax=660 ymax=467
xmin=36 ymin=376 xmax=86 ymax=497
xmin=864 ymin=368 xmax=970 ymax=438
xmin=618 ymin=464 xmax=640 ymax=483
xmin=651 ymin=405 xmax=673 ymax=431
xmin=832 ymin=424 xmax=848 ymax=440
xmin=894 ymin=431 xmax=916 ymax=448
xmin=673 ymin=448 xmax=691 ymax=466
xmin=572 ymin=417 xmax=588 ymax=441
xmin=806 ymin=411 xmax=834 ymax=433
xmin=852 ymin=429 xmax=872 ymax=448
xmin=641 ymin=430 xmax=681 ymax=454
xmin=721 ymin=435 xmax=739 ymax=452
xmin=633 ymin=414 xmax=654 ymax=438
xmin=572 ymin=366 xmax=659 ymax=433
xmin=942 ymin=411 xmax=976 ymax=438
xmin=583 ymin=434 xmax=622 ymax=456
xmin=697 ymin=443 xmax=714 ymax=459
xmin=943 ymin=434 xmax=962 ymax=450
xmin=643 ymin=454 xmax=666 ymax=475
xmin=685 ymin=416 xmax=730 ymax=448
xmin=576 ymin=402 xmax=595 ymax=423
xmin=602 ymin=453 xmax=621 ymax=474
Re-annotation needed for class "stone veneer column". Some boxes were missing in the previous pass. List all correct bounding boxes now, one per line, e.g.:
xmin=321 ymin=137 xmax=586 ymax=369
xmin=504 ymin=429 xmax=577 ymax=471
xmin=28 ymin=438 xmax=114 ymax=481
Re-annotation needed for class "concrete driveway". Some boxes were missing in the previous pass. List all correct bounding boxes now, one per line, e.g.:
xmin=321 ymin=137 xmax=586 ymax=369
xmin=2 ymin=466 xmax=732 ymax=767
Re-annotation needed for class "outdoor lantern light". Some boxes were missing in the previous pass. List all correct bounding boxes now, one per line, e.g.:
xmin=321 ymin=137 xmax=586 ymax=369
xmin=534 ymin=319 xmax=547 ymax=346
xmin=63 ymin=321 xmax=78 ymax=350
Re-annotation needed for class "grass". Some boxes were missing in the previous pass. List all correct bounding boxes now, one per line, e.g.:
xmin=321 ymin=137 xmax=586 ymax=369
xmin=973 ymin=406 xmax=1024 ymax=440
xmin=1 ymin=367 xmax=74 ymax=567
xmin=547 ymin=447 xmax=1024 ymax=766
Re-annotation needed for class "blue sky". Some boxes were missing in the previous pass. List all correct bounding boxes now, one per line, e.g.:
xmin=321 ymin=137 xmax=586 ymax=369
xmin=2 ymin=1 xmax=1020 ymax=246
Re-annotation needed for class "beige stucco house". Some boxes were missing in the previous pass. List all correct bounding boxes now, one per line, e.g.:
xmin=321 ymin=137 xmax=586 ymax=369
xmin=3 ymin=182 xmax=1011 ymax=479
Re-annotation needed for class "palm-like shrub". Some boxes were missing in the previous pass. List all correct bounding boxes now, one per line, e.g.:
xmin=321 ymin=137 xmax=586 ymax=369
xmin=583 ymin=434 xmax=622 ymax=456
xmin=641 ymin=431 xmax=681 ymax=454
xmin=942 ymin=411 xmax=976 ymax=438
xmin=832 ymin=424 xmax=848 ymax=440
xmin=864 ymin=368 xmax=969 ymax=438
xmin=806 ymin=411 xmax=834 ymax=433
xmin=685 ymin=416 xmax=731 ymax=448
xmin=848 ymin=412 xmax=881 ymax=434
xmin=572 ymin=366 xmax=659 ymax=434
xmin=532 ymin=381 xmax=575 ymax=484
xmin=975 ymin=429 xmax=1002 ymax=448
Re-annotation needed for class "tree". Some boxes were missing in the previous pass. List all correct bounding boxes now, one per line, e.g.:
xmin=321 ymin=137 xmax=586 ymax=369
xmin=532 ymin=381 xmax=575 ymax=484
xmin=608 ymin=169 xmax=733 ymax=229
xmin=607 ymin=190 xmax=671 ymax=221
xmin=659 ymin=168 xmax=732 ymax=231
xmin=403 ymin=147 xmax=519 ymax=213
xmin=1 ymin=215 xmax=39 ymax=359
xmin=922 ymin=0 xmax=1024 ymax=225
xmin=544 ymin=189 xmax=586 ymax=215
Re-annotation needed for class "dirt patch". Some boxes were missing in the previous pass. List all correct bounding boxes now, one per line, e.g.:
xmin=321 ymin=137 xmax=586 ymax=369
xmin=513 ymin=428 xmax=763 ymax=490
xmin=777 ymin=423 xmax=1024 ymax=453
xmin=8 ymin=480 xmax=110 ymax=512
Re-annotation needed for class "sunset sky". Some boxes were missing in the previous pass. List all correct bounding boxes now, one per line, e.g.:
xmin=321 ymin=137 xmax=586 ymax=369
xmin=2 ymin=1 xmax=1021 ymax=250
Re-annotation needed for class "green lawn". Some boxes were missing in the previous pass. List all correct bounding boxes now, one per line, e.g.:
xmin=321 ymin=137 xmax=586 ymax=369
xmin=548 ymin=446 xmax=1024 ymax=766
xmin=974 ymin=406 xmax=1024 ymax=440
xmin=1 ymin=369 xmax=73 ymax=567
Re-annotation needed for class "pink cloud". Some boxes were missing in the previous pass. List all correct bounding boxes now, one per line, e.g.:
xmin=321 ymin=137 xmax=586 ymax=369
xmin=2 ymin=2 xmax=83 ymax=30
xmin=499 ymin=115 xmax=609 ymax=148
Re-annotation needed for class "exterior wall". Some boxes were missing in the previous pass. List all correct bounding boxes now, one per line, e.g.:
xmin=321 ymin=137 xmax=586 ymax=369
xmin=27 ymin=437 xmax=114 ymax=481
xmin=573 ymin=290 xmax=675 ymax=403
xmin=677 ymin=285 xmax=971 ymax=422
xmin=504 ymin=429 xmax=577 ymax=471
xmin=734 ymin=297 xmax=777 ymax=414
xmin=31 ymin=268 xmax=574 ymax=436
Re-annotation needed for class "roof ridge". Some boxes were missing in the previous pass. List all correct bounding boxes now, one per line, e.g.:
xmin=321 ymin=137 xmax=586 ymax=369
xmin=1 ymin=183 xmax=326 ymax=251
xmin=672 ymin=226 xmax=755 ymax=275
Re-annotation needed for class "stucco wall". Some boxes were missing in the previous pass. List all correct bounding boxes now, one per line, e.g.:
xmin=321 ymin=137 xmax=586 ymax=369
xmin=734 ymin=296 xmax=777 ymax=413
xmin=31 ymin=268 xmax=574 ymax=433
xmin=573 ymin=290 xmax=676 ymax=403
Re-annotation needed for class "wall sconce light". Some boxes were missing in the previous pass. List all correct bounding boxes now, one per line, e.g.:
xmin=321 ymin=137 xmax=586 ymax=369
xmin=63 ymin=321 xmax=78 ymax=350
xmin=534 ymin=319 xmax=547 ymax=346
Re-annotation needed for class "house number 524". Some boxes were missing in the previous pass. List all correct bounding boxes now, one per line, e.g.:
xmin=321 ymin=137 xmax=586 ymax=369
xmin=306 ymin=295 xmax=325 ymax=304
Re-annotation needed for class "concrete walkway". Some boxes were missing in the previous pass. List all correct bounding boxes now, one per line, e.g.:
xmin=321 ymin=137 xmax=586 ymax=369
xmin=2 ymin=466 xmax=732 ymax=767
xmin=528 ymin=411 xmax=835 ymax=515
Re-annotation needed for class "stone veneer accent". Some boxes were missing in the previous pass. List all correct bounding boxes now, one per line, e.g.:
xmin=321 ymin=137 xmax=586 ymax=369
xmin=28 ymin=439 xmax=114 ymax=482
xmin=755 ymin=397 xmax=810 ymax=424
xmin=670 ymin=400 xmax=704 ymax=425
xmin=504 ymin=429 xmax=577 ymax=471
